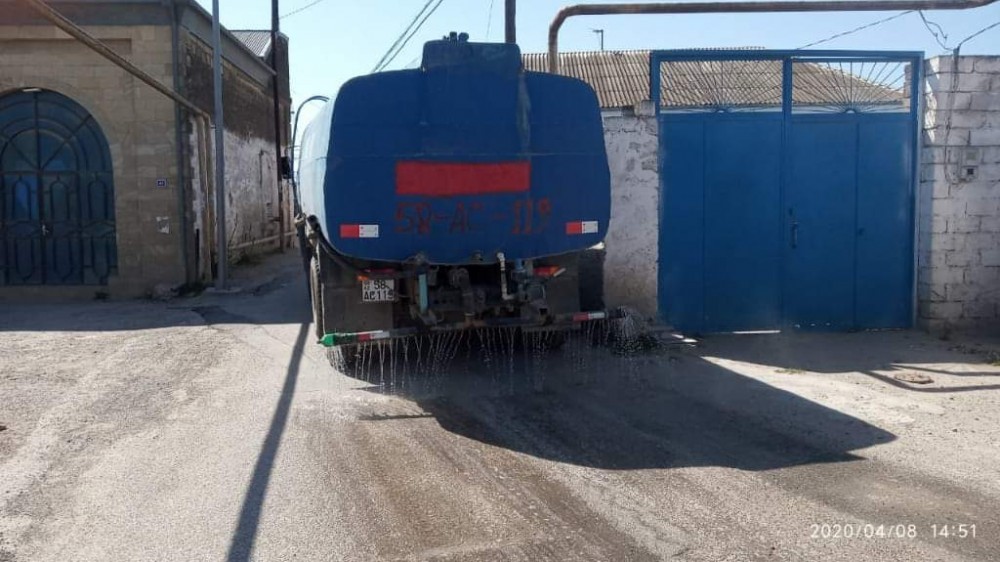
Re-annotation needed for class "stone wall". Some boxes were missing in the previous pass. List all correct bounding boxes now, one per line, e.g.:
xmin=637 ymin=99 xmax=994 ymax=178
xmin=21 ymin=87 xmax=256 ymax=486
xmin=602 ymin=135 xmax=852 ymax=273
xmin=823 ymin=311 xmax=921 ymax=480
xmin=919 ymin=55 xmax=1000 ymax=333
xmin=0 ymin=24 xmax=182 ymax=298
xmin=602 ymin=110 xmax=660 ymax=319
xmin=181 ymin=31 xmax=286 ymax=268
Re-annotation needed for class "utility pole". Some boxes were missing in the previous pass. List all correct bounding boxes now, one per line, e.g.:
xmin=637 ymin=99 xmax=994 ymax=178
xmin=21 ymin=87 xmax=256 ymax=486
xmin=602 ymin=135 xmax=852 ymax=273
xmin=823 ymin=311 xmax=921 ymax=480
xmin=271 ymin=0 xmax=285 ymax=253
xmin=592 ymin=28 xmax=604 ymax=51
xmin=211 ymin=0 xmax=227 ymax=289
xmin=504 ymin=0 xmax=516 ymax=43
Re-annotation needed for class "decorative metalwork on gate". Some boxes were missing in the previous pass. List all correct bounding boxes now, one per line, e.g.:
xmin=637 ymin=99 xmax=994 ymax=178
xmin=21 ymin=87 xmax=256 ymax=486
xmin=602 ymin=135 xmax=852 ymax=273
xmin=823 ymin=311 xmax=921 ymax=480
xmin=792 ymin=59 xmax=911 ymax=113
xmin=658 ymin=58 xmax=785 ymax=112
xmin=0 ymin=89 xmax=118 ymax=286
xmin=655 ymin=51 xmax=916 ymax=115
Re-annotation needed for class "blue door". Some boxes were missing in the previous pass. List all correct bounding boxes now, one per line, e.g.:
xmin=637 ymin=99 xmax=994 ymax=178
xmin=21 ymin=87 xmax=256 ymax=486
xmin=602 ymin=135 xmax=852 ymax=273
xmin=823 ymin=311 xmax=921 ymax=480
xmin=654 ymin=52 xmax=920 ymax=333
xmin=0 ymin=89 xmax=118 ymax=286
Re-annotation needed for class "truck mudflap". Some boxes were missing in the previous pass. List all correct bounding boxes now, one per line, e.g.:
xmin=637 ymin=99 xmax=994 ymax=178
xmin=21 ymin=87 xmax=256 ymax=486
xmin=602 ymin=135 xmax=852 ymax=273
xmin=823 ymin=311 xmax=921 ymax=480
xmin=318 ymin=310 xmax=622 ymax=347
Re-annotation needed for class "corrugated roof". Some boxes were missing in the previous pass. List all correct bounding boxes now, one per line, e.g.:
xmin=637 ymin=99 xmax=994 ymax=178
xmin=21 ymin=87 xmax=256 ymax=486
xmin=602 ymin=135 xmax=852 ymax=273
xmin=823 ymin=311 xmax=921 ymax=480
xmin=523 ymin=50 xmax=649 ymax=109
xmin=522 ymin=50 xmax=907 ymax=111
xmin=230 ymin=30 xmax=272 ymax=58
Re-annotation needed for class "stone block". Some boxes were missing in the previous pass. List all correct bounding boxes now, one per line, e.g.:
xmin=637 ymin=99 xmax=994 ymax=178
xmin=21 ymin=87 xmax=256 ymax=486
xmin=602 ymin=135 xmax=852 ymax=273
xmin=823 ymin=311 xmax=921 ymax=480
xmin=965 ymin=197 xmax=1000 ymax=217
xmin=978 ymin=165 xmax=1000 ymax=183
xmin=921 ymin=301 xmax=963 ymax=320
xmin=982 ymin=148 xmax=1000 ymax=164
xmin=950 ymin=216 xmax=981 ymax=234
xmin=971 ymin=127 xmax=1000 ymax=146
xmin=929 ymin=197 xmax=966 ymax=217
xmin=982 ymin=250 xmax=1000 ymax=267
xmin=957 ymin=73 xmax=993 ymax=92
xmin=918 ymin=282 xmax=946 ymax=302
xmin=931 ymin=216 xmax=948 ymax=234
xmin=946 ymin=282 xmax=978 ymax=301
xmin=922 ymin=147 xmax=948 ymax=164
xmin=980 ymin=217 xmax=1000 ymax=233
xmin=973 ymin=93 xmax=1000 ymax=112
xmin=950 ymin=110 xmax=989 ymax=128
xmin=921 ymin=163 xmax=950 ymax=184
xmin=926 ymin=128 xmax=970 ymax=147
xmin=963 ymin=300 xmax=997 ymax=319
xmin=964 ymin=232 xmax=998 ymax=251
xmin=936 ymin=91 xmax=974 ymax=111
xmin=964 ymin=265 xmax=999 ymax=286
xmin=929 ymin=234 xmax=959 ymax=253
xmin=974 ymin=57 xmax=1000 ymax=73
xmin=945 ymin=251 xmax=973 ymax=267
xmin=922 ymin=264 xmax=965 ymax=284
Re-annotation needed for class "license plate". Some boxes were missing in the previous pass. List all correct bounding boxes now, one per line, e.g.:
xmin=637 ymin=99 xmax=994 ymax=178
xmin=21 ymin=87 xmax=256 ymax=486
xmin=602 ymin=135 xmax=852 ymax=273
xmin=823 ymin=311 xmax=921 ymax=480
xmin=362 ymin=279 xmax=395 ymax=302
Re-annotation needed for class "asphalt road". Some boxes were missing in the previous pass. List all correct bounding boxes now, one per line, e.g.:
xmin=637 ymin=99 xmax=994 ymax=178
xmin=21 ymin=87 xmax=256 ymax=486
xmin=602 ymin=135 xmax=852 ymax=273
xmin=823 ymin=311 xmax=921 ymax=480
xmin=2 ymin=257 xmax=1000 ymax=561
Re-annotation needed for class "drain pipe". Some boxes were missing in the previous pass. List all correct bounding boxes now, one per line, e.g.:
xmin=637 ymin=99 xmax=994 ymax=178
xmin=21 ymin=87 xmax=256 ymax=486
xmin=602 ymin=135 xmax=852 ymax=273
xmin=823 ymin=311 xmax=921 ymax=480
xmin=548 ymin=0 xmax=999 ymax=73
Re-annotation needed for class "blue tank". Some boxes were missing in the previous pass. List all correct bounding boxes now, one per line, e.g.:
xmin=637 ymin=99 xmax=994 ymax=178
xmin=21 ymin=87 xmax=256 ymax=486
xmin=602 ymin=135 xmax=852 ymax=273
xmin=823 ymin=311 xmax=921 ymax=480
xmin=298 ymin=39 xmax=610 ymax=265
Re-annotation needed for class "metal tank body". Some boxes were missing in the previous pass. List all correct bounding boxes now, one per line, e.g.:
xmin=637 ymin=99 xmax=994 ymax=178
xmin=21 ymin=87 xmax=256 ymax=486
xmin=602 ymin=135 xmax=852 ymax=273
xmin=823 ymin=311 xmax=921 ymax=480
xmin=298 ymin=38 xmax=610 ymax=265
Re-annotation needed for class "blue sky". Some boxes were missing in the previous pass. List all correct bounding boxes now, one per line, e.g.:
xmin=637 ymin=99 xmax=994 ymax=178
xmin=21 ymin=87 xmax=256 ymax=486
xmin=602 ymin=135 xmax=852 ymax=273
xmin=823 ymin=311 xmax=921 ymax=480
xmin=196 ymin=0 xmax=1000 ymax=130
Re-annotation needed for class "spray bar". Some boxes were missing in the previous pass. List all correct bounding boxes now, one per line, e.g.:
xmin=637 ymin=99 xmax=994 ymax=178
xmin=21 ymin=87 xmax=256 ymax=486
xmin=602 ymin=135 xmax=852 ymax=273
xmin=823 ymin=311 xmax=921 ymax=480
xmin=319 ymin=309 xmax=623 ymax=347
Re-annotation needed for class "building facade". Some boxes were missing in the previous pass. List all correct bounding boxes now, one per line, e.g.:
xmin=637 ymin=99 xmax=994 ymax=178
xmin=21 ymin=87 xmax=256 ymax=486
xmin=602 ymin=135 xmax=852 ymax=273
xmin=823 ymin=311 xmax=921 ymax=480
xmin=0 ymin=0 xmax=291 ymax=299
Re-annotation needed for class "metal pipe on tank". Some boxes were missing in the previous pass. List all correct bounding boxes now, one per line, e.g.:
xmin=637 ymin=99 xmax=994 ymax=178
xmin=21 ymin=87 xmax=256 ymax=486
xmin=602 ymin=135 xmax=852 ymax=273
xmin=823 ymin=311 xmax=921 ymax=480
xmin=547 ymin=0 xmax=1000 ymax=73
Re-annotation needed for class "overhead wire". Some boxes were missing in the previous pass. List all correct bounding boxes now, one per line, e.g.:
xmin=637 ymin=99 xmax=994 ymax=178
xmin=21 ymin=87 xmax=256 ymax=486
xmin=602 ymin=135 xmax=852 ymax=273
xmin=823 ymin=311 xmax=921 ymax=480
xmin=372 ymin=0 xmax=446 ymax=73
xmin=954 ymin=19 xmax=1000 ymax=49
xmin=372 ymin=0 xmax=436 ymax=72
xmin=486 ymin=0 xmax=496 ymax=40
xmin=918 ymin=11 xmax=952 ymax=50
xmin=281 ymin=0 xmax=329 ymax=20
xmin=796 ymin=11 xmax=914 ymax=49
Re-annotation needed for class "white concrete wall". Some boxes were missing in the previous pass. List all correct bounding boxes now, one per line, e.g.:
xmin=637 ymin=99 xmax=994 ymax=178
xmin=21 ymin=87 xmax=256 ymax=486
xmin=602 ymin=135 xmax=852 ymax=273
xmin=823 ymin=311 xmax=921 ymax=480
xmin=602 ymin=113 xmax=660 ymax=319
xmin=919 ymin=55 xmax=1000 ymax=333
xmin=222 ymin=130 xmax=280 ymax=255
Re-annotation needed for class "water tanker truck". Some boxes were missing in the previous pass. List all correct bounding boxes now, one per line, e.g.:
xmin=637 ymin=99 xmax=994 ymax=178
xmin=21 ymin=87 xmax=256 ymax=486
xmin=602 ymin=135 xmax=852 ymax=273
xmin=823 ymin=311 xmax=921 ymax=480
xmin=297 ymin=35 xmax=611 ymax=364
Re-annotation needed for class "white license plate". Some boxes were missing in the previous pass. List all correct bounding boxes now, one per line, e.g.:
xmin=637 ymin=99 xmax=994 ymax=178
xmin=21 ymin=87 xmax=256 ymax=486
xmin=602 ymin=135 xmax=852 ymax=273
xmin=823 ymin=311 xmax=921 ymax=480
xmin=362 ymin=279 xmax=395 ymax=302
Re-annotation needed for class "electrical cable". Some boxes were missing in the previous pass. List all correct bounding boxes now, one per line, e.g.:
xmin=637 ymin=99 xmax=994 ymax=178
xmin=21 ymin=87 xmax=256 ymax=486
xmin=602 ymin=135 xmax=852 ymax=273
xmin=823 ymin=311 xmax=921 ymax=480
xmin=796 ymin=11 xmax=914 ymax=49
xmin=955 ymin=20 xmax=1000 ymax=48
xmin=372 ymin=0 xmax=445 ymax=73
xmin=281 ymin=0 xmax=329 ymax=20
xmin=372 ymin=0 xmax=436 ymax=72
xmin=486 ymin=0 xmax=496 ymax=40
xmin=374 ymin=0 xmax=446 ymax=72
xmin=918 ymin=11 xmax=952 ymax=50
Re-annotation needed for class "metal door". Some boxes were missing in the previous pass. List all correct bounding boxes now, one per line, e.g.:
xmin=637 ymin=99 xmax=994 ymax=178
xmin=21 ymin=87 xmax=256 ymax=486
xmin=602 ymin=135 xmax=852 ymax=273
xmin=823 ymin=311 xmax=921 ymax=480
xmin=0 ymin=89 xmax=117 ymax=286
xmin=653 ymin=51 xmax=920 ymax=333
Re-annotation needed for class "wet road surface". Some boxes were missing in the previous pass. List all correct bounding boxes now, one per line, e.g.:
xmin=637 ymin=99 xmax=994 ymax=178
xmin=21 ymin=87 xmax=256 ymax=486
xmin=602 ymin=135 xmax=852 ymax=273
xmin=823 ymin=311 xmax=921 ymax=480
xmin=2 ymin=260 xmax=1000 ymax=561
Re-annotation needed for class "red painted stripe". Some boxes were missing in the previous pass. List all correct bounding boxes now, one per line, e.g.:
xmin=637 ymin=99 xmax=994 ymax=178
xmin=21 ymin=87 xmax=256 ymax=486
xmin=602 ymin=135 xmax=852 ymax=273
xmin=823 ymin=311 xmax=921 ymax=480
xmin=340 ymin=224 xmax=360 ymax=238
xmin=396 ymin=161 xmax=530 ymax=197
xmin=565 ymin=222 xmax=583 ymax=235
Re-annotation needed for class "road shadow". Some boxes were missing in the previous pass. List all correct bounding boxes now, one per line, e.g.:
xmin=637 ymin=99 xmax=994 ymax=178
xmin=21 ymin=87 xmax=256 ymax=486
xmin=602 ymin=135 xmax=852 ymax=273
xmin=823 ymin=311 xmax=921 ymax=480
xmin=0 ymin=265 xmax=312 ymax=332
xmin=226 ymin=321 xmax=309 ymax=562
xmin=348 ymin=333 xmax=896 ymax=472
xmin=695 ymin=331 xmax=1000 ymax=393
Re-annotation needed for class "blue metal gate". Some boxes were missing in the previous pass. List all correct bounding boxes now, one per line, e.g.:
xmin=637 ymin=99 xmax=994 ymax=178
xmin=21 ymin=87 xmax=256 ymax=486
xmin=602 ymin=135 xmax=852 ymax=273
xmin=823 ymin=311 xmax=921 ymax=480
xmin=653 ymin=51 xmax=921 ymax=333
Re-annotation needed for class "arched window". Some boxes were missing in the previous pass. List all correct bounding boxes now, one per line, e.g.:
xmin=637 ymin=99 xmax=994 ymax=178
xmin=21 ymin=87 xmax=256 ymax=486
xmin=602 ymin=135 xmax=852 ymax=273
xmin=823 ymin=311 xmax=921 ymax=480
xmin=0 ymin=88 xmax=117 ymax=285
